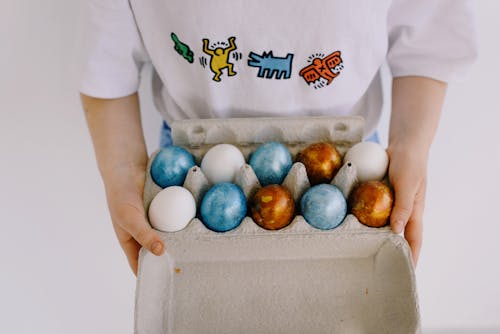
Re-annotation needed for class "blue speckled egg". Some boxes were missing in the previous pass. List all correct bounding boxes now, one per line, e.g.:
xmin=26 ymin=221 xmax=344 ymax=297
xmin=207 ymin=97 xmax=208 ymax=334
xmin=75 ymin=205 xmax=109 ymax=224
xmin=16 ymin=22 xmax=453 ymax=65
xmin=249 ymin=142 xmax=292 ymax=186
xmin=150 ymin=146 xmax=196 ymax=188
xmin=200 ymin=183 xmax=247 ymax=232
xmin=300 ymin=184 xmax=347 ymax=230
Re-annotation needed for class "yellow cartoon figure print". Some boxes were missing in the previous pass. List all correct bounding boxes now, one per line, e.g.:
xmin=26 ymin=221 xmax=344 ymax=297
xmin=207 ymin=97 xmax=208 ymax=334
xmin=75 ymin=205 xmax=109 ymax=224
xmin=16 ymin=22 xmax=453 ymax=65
xmin=202 ymin=36 xmax=238 ymax=82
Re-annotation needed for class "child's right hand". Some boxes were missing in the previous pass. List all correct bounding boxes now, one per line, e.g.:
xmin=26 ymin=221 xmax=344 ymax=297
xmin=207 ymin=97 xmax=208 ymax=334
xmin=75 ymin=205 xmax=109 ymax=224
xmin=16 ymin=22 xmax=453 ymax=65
xmin=103 ymin=164 xmax=165 ymax=275
xmin=81 ymin=92 xmax=165 ymax=275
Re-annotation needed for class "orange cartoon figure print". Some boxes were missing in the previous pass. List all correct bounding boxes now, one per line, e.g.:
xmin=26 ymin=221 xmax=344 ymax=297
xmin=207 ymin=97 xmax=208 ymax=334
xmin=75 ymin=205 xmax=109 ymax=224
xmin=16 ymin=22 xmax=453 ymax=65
xmin=299 ymin=51 xmax=344 ymax=89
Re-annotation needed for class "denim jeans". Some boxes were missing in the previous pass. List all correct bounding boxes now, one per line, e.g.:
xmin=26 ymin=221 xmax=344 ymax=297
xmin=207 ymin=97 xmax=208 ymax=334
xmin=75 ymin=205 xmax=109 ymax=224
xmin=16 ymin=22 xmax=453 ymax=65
xmin=160 ymin=121 xmax=173 ymax=148
xmin=365 ymin=131 xmax=380 ymax=144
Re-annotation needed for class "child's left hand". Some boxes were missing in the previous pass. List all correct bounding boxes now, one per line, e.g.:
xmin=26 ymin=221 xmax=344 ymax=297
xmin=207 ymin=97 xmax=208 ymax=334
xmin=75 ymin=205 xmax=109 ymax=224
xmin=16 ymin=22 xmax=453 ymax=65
xmin=388 ymin=76 xmax=447 ymax=267
xmin=387 ymin=144 xmax=428 ymax=267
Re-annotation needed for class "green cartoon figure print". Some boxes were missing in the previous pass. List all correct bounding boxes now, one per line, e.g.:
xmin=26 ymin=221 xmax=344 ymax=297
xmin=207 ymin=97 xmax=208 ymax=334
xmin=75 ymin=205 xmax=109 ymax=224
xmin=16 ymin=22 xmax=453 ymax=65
xmin=171 ymin=33 xmax=194 ymax=63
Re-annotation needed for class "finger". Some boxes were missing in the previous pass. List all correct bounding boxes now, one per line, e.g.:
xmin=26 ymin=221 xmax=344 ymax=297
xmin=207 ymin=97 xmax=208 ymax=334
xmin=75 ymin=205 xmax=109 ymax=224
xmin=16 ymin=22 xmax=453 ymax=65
xmin=405 ymin=181 xmax=426 ymax=267
xmin=390 ymin=176 xmax=419 ymax=234
xmin=115 ymin=202 xmax=165 ymax=256
xmin=113 ymin=222 xmax=144 ymax=275
xmin=405 ymin=222 xmax=423 ymax=268
xmin=121 ymin=237 xmax=142 ymax=275
xmin=405 ymin=203 xmax=424 ymax=267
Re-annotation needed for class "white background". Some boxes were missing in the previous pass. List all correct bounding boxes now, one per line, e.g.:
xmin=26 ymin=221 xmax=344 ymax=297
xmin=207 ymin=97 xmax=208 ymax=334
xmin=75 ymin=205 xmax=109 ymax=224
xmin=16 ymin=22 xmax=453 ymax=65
xmin=1 ymin=1 xmax=499 ymax=333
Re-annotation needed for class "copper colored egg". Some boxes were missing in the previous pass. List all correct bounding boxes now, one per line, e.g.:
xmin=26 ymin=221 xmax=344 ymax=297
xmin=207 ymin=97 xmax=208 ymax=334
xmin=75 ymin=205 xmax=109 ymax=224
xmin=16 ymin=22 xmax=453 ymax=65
xmin=250 ymin=185 xmax=295 ymax=230
xmin=349 ymin=181 xmax=394 ymax=228
xmin=297 ymin=142 xmax=342 ymax=185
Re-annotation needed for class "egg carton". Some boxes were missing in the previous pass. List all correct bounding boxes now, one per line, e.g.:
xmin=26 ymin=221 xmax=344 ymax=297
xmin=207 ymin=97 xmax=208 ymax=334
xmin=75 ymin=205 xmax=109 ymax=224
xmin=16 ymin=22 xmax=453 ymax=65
xmin=135 ymin=116 xmax=420 ymax=334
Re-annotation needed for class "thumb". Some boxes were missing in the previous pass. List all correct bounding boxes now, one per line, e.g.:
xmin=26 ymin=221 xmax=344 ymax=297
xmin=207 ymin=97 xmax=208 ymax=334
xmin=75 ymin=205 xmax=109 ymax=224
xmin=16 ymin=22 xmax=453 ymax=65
xmin=115 ymin=203 xmax=165 ymax=256
xmin=390 ymin=177 xmax=418 ymax=234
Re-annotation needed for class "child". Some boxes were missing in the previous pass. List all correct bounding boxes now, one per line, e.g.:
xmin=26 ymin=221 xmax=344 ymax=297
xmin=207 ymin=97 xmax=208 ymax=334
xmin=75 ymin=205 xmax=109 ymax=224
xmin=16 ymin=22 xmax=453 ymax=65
xmin=79 ymin=0 xmax=477 ymax=274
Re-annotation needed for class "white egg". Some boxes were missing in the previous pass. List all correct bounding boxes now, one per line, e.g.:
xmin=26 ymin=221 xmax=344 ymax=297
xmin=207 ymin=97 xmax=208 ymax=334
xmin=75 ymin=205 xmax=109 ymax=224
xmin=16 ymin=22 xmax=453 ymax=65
xmin=201 ymin=144 xmax=246 ymax=184
xmin=344 ymin=142 xmax=389 ymax=183
xmin=148 ymin=186 xmax=196 ymax=232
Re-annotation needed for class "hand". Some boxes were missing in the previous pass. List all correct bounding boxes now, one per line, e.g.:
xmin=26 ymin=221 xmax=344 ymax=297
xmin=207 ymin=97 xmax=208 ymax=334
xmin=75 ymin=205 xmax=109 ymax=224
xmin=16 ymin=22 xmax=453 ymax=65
xmin=387 ymin=145 xmax=428 ymax=267
xmin=104 ymin=164 xmax=165 ymax=275
xmin=387 ymin=76 xmax=447 ymax=267
xmin=81 ymin=92 xmax=165 ymax=275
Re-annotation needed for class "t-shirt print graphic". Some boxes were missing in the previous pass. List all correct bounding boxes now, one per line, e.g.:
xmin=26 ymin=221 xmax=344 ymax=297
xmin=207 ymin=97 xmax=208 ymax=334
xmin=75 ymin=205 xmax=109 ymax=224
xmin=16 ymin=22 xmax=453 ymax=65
xmin=299 ymin=51 xmax=344 ymax=89
xmin=247 ymin=51 xmax=294 ymax=80
xmin=201 ymin=36 xmax=239 ymax=82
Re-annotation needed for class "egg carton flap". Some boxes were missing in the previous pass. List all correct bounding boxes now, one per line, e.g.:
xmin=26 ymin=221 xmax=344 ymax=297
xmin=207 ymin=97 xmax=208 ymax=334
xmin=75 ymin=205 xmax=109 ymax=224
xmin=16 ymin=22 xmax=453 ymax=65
xmin=171 ymin=116 xmax=364 ymax=159
xmin=135 ymin=232 xmax=419 ymax=334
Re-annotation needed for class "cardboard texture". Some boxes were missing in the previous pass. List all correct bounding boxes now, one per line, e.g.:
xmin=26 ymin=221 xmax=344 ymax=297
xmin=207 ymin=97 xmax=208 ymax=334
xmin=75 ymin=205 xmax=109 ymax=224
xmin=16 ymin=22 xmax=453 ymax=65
xmin=135 ymin=116 xmax=420 ymax=334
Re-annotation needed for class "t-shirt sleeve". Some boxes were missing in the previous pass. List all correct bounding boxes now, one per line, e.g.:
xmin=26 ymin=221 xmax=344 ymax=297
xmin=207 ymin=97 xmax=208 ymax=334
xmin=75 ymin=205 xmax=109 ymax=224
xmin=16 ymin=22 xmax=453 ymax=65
xmin=387 ymin=0 xmax=477 ymax=82
xmin=79 ymin=0 xmax=149 ymax=98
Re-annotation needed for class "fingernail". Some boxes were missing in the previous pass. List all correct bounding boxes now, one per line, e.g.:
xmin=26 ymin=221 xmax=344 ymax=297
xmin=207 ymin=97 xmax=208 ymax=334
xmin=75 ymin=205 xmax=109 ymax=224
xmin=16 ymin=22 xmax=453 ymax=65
xmin=393 ymin=220 xmax=404 ymax=234
xmin=151 ymin=241 xmax=164 ymax=256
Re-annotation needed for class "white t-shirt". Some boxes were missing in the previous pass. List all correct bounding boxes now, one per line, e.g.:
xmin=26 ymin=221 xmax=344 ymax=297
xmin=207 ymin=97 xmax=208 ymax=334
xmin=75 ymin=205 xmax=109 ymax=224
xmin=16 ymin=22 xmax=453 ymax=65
xmin=79 ymin=0 xmax=477 ymax=136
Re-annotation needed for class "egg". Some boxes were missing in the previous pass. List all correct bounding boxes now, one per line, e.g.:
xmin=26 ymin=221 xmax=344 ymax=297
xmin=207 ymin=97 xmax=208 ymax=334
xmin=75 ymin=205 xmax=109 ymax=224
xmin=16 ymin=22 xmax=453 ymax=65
xmin=344 ymin=142 xmax=389 ymax=183
xmin=201 ymin=144 xmax=246 ymax=184
xmin=297 ymin=142 xmax=342 ymax=185
xmin=349 ymin=181 xmax=393 ymax=228
xmin=148 ymin=186 xmax=196 ymax=232
xmin=150 ymin=146 xmax=196 ymax=188
xmin=200 ymin=183 xmax=247 ymax=232
xmin=300 ymin=184 xmax=347 ymax=230
xmin=249 ymin=142 xmax=292 ymax=186
xmin=250 ymin=184 xmax=295 ymax=230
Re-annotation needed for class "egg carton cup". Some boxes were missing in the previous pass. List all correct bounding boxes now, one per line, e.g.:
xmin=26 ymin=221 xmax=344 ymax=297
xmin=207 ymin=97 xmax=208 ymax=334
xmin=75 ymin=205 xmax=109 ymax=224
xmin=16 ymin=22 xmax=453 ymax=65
xmin=135 ymin=116 xmax=420 ymax=334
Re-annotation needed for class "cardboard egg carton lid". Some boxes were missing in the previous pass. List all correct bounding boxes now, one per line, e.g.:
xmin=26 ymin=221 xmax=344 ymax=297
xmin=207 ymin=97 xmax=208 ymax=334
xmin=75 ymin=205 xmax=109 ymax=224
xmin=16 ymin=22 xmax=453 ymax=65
xmin=135 ymin=116 xmax=420 ymax=334
xmin=170 ymin=115 xmax=365 ymax=161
